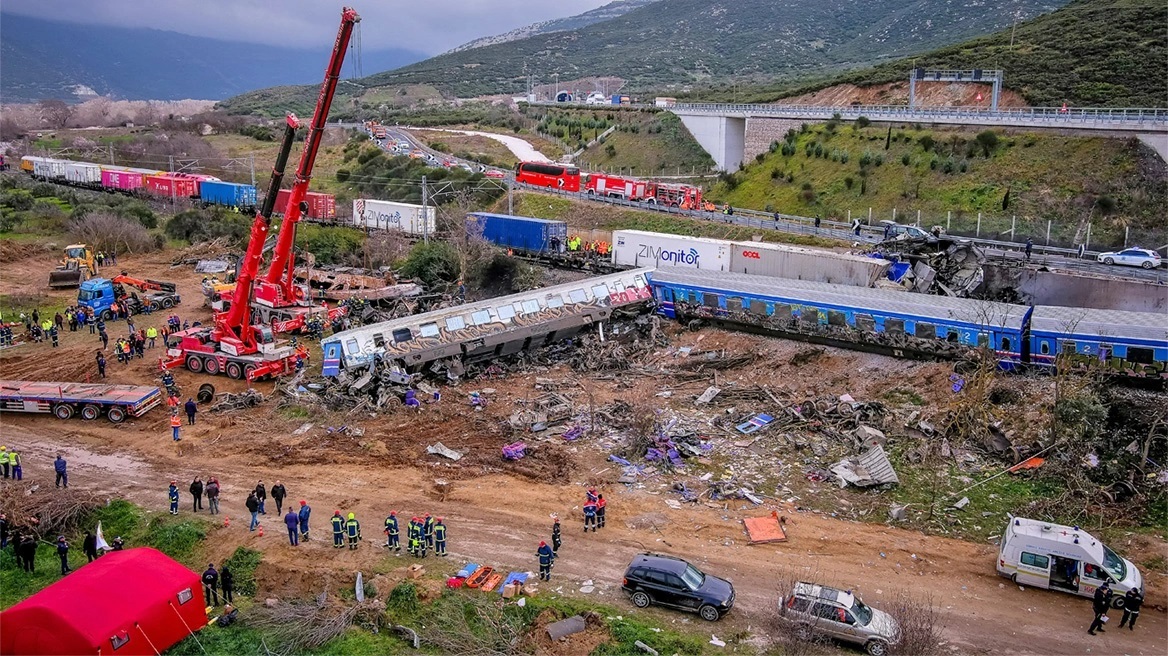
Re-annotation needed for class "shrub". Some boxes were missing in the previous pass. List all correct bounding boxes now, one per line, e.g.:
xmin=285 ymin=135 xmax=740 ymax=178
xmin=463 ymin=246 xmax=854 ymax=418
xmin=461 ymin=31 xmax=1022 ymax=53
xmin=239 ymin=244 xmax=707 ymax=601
xmin=770 ymin=168 xmax=781 ymax=180
xmin=901 ymin=153 xmax=912 ymax=166
xmin=856 ymin=116 xmax=871 ymax=128
xmin=605 ymin=143 xmax=617 ymax=158
xmin=844 ymin=176 xmax=855 ymax=189
xmin=335 ymin=168 xmax=350 ymax=182
xmin=801 ymin=181 xmax=813 ymax=191
xmin=813 ymin=143 xmax=824 ymax=158
xmin=71 ymin=212 xmax=159 ymax=254
xmin=222 ymin=547 xmax=262 ymax=596
xmin=975 ymin=130 xmax=1000 ymax=157
xmin=401 ymin=241 xmax=461 ymax=288
xmin=918 ymin=135 xmax=935 ymax=152
xmin=839 ymin=150 xmax=849 ymax=164
xmin=755 ymin=152 xmax=766 ymax=163
xmin=959 ymin=159 xmax=969 ymax=173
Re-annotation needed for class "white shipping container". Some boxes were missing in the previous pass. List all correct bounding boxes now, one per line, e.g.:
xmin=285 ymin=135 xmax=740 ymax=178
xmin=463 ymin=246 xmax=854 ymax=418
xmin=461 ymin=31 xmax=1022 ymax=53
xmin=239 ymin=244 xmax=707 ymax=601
xmin=612 ymin=230 xmax=731 ymax=270
xmin=33 ymin=158 xmax=67 ymax=180
xmin=729 ymin=242 xmax=890 ymax=287
xmin=64 ymin=161 xmax=103 ymax=186
xmin=352 ymin=198 xmax=436 ymax=236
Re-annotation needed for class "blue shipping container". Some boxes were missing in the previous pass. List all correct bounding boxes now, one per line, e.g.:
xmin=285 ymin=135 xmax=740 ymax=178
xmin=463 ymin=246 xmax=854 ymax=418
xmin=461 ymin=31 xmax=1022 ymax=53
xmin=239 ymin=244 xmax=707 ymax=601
xmin=467 ymin=212 xmax=568 ymax=253
xmin=200 ymin=181 xmax=257 ymax=209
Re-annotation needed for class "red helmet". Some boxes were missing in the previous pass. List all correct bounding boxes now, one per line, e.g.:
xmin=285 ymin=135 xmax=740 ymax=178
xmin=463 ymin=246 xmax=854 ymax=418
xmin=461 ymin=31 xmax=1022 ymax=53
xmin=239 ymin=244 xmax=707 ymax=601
xmin=437 ymin=517 xmax=444 ymax=522
xmin=300 ymin=500 xmax=307 ymax=506
xmin=390 ymin=510 xmax=396 ymax=516
xmin=334 ymin=510 xmax=341 ymax=516
xmin=539 ymin=541 xmax=547 ymax=547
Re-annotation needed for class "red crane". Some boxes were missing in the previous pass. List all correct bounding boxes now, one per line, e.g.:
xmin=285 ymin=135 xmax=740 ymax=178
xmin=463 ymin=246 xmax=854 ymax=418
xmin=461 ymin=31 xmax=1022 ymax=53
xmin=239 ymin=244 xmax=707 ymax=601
xmin=251 ymin=6 xmax=360 ymax=332
xmin=162 ymin=7 xmax=360 ymax=381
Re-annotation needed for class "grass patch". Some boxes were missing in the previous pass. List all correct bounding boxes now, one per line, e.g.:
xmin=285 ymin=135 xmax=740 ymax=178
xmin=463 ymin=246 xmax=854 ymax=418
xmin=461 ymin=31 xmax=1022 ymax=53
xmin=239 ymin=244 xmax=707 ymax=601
xmin=222 ymin=546 xmax=263 ymax=596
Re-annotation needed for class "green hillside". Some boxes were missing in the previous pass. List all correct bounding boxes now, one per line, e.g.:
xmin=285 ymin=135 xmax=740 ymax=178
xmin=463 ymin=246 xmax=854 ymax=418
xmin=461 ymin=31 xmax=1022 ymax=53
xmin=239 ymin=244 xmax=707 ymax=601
xmin=686 ymin=0 xmax=1168 ymax=107
xmin=709 ymin=121 xmax=1166 ymax=249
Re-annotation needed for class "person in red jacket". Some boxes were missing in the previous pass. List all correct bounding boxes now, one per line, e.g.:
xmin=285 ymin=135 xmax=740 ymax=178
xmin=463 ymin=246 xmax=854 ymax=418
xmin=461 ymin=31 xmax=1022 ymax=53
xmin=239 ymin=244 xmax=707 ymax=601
xmin=596 ymin=494 xmax=607 ymax=529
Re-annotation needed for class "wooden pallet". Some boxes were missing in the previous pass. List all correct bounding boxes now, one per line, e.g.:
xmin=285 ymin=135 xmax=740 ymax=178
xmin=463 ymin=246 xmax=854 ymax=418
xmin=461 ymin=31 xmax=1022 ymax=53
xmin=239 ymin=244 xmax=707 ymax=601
xmin=480 ymin=572 xmax=505 ymax=592
xmin=465 ymin=566 xmax=494 ymax=588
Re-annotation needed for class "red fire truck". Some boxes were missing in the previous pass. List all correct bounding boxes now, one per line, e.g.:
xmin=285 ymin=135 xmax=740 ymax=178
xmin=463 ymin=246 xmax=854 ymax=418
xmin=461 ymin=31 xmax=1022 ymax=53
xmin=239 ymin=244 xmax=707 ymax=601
xmin=584 ymin=173 xmax=712 ymax=209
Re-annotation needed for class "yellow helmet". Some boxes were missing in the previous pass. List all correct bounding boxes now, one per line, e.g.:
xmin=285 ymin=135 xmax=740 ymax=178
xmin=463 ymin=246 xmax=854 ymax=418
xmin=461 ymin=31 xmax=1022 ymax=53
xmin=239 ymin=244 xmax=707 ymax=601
xmin=347 ymin=513 xmax=355 ymax=520
xmin=0 ymin=446 xmax=6 ymax=451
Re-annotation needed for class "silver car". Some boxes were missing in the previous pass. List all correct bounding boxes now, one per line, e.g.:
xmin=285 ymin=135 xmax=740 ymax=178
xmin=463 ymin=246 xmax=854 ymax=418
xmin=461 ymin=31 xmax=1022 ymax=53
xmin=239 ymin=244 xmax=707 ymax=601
xmin=1097 ymin=247 xmax=1162 ymax=269
xmin=778 ymin=582 xmax=900 ymax=656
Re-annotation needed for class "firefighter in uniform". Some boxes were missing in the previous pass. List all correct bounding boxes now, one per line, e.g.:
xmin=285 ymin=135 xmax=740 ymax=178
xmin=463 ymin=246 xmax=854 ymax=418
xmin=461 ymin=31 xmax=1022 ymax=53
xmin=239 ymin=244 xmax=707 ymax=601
xmin=433 ymin=518 xmax=447 ymax=557
xmin=408 ymin=517 xmax=421 ymax=557
xmin=423 ymin=513 xmax=435 ymax=550
xmin=583 ymin=498 xmax=597 ymax=532
xmin=596 ymin=494 xmax=607 ymax=529
xmin=417 ymin=516 xmax=428 ymax=558
xmin=551 ymin=516 xmax=562 ymax=552
xmin=384 ymin=511 xmax=400 ymax=551
xmin=345 ymin=513 xmax=361 ymax=550
xmin=331 ymin=511 xmax=345 ymax=548
xmin=537 ymin=541 xmax=555 ymax=581
xmin=168 ymin=481 xmax=180 ymax=515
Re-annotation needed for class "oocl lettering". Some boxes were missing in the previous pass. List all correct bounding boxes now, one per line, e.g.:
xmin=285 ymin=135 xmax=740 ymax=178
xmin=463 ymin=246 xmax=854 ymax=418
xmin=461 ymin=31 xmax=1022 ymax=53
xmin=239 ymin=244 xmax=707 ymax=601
xmin=742 ymin=250 xmax=761 ymax=259
xmin=639 ymin=244 xmax=701 ymax=267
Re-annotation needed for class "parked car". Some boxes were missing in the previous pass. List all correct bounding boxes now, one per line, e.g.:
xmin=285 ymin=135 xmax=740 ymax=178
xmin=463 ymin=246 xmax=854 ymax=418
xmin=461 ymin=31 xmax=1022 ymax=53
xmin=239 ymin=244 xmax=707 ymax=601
xmin=778 ymin=582 xmax=900 ymax=656
xmin=1096 ymin=247 xmax=1162 ymax=269
xmin=621 ymin=553 xmax=734 ymax=621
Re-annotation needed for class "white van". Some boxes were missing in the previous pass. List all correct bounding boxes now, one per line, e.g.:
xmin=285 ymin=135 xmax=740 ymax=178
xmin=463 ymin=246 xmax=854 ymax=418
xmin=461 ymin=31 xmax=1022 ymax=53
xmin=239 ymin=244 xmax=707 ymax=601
xmin=997 ymin=517 xmax=1143 ymax=607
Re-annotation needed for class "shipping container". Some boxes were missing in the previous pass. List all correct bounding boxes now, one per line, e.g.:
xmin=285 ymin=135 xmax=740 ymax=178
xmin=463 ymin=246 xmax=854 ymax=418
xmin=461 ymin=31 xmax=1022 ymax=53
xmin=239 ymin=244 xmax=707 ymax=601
xmin=20 ymin=156 xmax=45 ymax=173
xmin=353 ymin=198 xmax=435 ymax=236
xmin=63 ymin=161 xmax=102 ymax=187
xmin=729 ymin=242 xmax=891 ymax=287
xmin=611 ymin=230 xmax=731 ymax=271
xmin=654 ymin=97 xmax=678 ymax=108
xmin=468 ymin=212 xmax=567 ymax=253
xmin=275 ymin=189 xmax=337 ymax=220
xmin=144 ymin=174 xmax=198 ymax=198
xmin=101 ymin=169 xmax=145 ymax=192
xmin=32 ymin=158 xmax=66 ymax=180
xmin=200 ymin=181 xmax=257 ymax=210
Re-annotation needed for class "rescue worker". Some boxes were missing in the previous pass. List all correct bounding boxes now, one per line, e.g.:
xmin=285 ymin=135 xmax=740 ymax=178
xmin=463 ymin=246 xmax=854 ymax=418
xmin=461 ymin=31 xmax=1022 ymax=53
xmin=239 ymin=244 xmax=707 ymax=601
xmin=1088 ymin=580 xmax=1113 ymax=635
xmin=170 ymin=412 xmax=182 ymax=442
xmin=537 ymin=541 xmax=555 ymax=581
xmin=298 ymin=500 xmax=311 ymax=541
xmin=384 ymin=511 xmax=399 ymax=551
xmin=270 ymin=481 xmax=286 ymax=515
xmin=220 ymin=565 xmax=235 ymax=604
xmin=54 ymin=453 xmax=68 ymax=488
xmin=190 ymin=477 xmax=204 ymax=512
xmin=416 ymin=517 xmax=428 ymax=558
xmin=168 ymin=481 xmax=180 ymax=515
xmin=423 ymin=513 xmax=435 ymax=550
xmin=284 ymin=508 xmax=300 ymax=546
xmin=202 ymin=564 xmax=220 ymax=605
xmin=96 ymin=352 xmax=106 ymax=379
xmin=111 ymin=536 xmax=124 ymax=551
xmin=9 ymin=449 xmax=20 ymax=481
xmin=345 ymin=512 xmax=361 ymax=550
xmin=146 ymin=325 xmax=157 ymax=348
xmin=331 ymin=511 xmax=345 ymax=548
xmin=551 ymin=516 xmax=562 ymax=552
xmin=185 ymin=398 xmax=197 ymax=425
xmin=57 ymin=536 xmax=72 ymax=575
xmin=407 ymin=517 xmax=419 ymax=557
xmin=596 ymin=494 xmax=607 ymax=529
xmin=583 ymin=498 xmax=598 ymax=532
xmin=0 ymin=446 xmax=8 ymax=478
xmin=1119 ymin=587 xmax=1143 ymax=630
xmin=433 ymin=517 xmax=447 ymax=557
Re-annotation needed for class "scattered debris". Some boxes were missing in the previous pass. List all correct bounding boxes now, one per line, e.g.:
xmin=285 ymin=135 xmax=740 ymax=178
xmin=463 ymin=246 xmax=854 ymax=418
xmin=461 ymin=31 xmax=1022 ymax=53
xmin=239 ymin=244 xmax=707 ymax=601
xmin=830 ymin=445 xmax=900 ymax=487
xmin=502 ymin=442 xmax=526 ymax=460
xmin=695 ymin=386 xmax=722 ymax=405
xmin=426 ymin=442 xmax=464 ymax=461
xmin=210 ymin=389 xmax=265 ymax=412
xmin=743 ymin=512 xmax=788 ymax=544
xmin=710 ymin=635 xmax=726 ymax=647
xmin=953 ymin=497 xmax=971 ymax=510
xmin=889 ymin=504 xmax=908 ymax=521
xmin=635 ymin=640 xmax=660 ymax=656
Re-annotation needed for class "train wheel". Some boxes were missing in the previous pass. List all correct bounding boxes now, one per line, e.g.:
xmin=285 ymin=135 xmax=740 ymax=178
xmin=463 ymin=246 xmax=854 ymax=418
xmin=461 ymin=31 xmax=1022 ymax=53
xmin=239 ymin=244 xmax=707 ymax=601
xmin=107 ymin=407 xmax=126 ymax=423
xmin=226 ymin=362 xmax=243 ymax=380
xmin=204 ymin=358 xmax=221 ymax=375
xmin=81 ymin=404 xmax=101 ymax=420
xmin=186 ymin=355 xmax=204 ymax=373
xmin=53 ymin=404 xmax=74 ymax=420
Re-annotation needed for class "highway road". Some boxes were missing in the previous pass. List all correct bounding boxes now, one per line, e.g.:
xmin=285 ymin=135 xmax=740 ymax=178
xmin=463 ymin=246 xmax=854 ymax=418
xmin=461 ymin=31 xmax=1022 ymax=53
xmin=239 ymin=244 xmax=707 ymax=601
xmin=344 ymin=123 xmax=1167 ymax=286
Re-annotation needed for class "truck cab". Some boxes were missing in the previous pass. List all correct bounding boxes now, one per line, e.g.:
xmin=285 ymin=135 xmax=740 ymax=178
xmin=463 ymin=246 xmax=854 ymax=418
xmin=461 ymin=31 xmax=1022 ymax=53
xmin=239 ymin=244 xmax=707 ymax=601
xmin=997 ymin=517 xmax=1142 ymax=607
xmin=78 ymin=278 xmax=180 ymax=320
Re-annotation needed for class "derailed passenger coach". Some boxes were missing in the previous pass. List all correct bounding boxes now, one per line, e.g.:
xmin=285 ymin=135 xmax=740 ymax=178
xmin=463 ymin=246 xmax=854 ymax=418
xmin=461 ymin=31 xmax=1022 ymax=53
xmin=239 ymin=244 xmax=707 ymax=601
xmin=321 ymin=268 xmax=655 ymax=376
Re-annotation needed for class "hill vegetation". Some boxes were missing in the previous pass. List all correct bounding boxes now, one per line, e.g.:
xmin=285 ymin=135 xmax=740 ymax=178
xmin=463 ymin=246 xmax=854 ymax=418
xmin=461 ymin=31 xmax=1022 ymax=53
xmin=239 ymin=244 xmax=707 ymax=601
xmin=684 ymin=0 xmax=1168 ymax=108
xmin=708 ymin=119 xmax=1167 ymax=249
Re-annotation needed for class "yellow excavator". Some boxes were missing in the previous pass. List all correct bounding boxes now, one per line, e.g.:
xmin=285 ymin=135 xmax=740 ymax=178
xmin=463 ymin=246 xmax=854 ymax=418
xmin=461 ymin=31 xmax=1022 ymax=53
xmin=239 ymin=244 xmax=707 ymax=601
xmin=48 ymin=244 xmax=98 ymax=288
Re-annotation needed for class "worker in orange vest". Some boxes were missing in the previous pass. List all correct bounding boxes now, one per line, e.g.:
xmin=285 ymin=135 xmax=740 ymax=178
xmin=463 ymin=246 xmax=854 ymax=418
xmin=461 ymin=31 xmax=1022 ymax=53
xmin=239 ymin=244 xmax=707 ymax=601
xmin=170 ymin=412 xmax=182 ymax=442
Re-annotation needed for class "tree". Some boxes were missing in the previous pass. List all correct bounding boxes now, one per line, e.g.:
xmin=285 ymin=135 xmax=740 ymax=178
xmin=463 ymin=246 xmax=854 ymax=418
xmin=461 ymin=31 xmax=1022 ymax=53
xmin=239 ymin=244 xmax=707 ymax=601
xmin=856 ymin=116 xmax=871 ymax=129
xmin=975 ymin=130 xmax=1000 ymax=157
xmin=884 ymin=125 xmax=892 ymax=150
xmin=604 ymin=143 xmax=617 ymax=158
xmin=39 ymin=99 xmax=74 ymax=129
xmin=1001 ymin=186 xmax=1011 ymax=211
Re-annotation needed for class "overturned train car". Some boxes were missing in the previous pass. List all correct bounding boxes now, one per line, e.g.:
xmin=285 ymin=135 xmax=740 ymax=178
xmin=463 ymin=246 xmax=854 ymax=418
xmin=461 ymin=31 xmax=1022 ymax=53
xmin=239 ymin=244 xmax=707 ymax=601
xmin=322 ymin=268 xmax=655 ymax=376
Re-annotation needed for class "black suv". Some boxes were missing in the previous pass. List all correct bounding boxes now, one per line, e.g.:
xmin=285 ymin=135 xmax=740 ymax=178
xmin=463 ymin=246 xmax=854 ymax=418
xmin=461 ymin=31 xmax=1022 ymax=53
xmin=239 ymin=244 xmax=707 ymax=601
xmin=621 ymin=553 xmax=735 ymax=621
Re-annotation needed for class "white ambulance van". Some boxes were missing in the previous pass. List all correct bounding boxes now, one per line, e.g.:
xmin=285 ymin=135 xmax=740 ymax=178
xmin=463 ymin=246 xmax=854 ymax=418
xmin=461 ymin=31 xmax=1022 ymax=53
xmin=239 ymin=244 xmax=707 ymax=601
xmin=997 ymin=517 xmax=1143 ymax=607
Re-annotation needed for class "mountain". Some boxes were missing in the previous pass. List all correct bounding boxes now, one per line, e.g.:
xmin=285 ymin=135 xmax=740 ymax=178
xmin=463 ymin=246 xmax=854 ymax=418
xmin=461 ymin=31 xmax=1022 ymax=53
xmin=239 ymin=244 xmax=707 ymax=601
xmin=0 ymin=13 xmax=425 ymax=103
xmin=359 ymin=0 xmax=1070 ymax=98
xmin=447 ymin=0 xmax=661 ymax=54
xmin=692 ymin=0 xmax=1167 ymax=108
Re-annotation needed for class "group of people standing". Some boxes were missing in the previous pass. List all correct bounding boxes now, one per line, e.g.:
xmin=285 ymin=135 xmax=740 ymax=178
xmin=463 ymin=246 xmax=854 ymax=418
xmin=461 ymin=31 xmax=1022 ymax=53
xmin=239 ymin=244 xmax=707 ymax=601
xmin=382 ymin=512 xmax=446 ymax=557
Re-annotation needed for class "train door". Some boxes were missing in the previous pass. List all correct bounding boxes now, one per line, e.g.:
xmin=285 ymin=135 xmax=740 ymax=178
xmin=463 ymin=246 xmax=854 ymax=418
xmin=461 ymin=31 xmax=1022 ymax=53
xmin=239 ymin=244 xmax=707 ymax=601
xmin=322 ymin=342 xmax=342 ymax=377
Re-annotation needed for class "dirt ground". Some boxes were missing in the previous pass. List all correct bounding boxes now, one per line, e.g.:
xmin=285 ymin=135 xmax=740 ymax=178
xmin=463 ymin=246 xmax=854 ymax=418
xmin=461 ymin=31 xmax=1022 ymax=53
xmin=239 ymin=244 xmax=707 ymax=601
xmin=1 ymin=247 xmax=1165 ymax=655
xmin=777 ymin=81 xmax=1030 ymax=109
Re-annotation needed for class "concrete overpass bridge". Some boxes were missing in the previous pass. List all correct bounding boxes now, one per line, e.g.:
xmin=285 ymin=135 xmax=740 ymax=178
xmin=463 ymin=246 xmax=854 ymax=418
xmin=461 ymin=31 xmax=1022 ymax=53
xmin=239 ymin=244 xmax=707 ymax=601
xmin=672 ymin=103 xmax=1168 ymax=170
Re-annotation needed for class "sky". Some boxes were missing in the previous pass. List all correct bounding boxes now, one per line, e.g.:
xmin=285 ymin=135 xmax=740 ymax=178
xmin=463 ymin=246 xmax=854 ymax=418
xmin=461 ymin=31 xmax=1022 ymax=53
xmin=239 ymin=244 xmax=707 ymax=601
xmin=0 ymin=0 xmax=614 ymax=55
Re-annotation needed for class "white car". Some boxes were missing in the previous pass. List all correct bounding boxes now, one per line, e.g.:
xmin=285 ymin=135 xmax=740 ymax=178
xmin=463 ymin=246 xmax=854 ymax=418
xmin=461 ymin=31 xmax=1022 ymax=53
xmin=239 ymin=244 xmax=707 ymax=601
xmin=1097 ymin=248 xmax=1161 ymax=269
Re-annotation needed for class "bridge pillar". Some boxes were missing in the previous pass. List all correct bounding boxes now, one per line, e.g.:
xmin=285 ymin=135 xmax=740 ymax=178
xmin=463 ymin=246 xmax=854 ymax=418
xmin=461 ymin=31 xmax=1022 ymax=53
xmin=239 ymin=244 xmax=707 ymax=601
xmin=676 ymin=113 xmax=746 ymax=171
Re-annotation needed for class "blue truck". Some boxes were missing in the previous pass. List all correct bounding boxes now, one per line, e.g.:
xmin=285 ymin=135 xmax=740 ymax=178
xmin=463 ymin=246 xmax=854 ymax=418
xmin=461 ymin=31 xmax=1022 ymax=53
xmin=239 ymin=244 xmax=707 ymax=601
xmin=78 ymin=276 xmax=181 ymax=320
xmin=199 ymin=180 xmax=258 ymax=212
xmin=467 ymin=212 xmax=568 ymax=254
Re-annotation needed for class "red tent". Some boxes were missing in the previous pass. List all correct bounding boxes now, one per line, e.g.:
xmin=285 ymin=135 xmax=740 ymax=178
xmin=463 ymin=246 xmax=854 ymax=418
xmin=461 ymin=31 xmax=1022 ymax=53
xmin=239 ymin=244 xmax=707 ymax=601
xmin=1 ymin=547 xmax=207 ymax=656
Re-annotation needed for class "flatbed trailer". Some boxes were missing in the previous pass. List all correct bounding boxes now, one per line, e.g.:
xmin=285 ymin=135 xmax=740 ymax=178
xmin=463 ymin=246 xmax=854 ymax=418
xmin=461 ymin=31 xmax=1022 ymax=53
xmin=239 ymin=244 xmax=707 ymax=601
xmin=0 ymin=380 xmax=162 ymax=422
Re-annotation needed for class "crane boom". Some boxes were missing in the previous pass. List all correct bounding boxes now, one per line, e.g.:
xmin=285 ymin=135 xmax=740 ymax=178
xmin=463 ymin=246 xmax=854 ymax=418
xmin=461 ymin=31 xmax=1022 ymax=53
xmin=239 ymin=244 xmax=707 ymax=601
xmin=263 ymin=6 xmax=360 ymax=302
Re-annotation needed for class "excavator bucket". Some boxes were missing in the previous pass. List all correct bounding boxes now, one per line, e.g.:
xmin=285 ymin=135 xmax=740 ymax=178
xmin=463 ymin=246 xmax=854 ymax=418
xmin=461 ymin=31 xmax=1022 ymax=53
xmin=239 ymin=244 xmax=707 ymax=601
xmin=48 ymin=265 xmax=83 ymax=288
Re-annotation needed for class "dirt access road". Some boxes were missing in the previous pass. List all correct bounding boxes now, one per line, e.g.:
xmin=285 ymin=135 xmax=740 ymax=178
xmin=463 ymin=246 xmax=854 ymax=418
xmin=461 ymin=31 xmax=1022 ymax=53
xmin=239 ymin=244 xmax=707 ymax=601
xmin=6 ymin=419 xmax=1163 ymax=656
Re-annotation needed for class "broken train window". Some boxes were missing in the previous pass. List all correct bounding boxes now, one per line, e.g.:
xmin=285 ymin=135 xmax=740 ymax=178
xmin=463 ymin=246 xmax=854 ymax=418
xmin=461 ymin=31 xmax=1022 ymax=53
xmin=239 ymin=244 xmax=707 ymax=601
xmin=392 ymin=328 xmax=413 ymax=343
xmin=419 ymin=323 xmax=440 ymax=338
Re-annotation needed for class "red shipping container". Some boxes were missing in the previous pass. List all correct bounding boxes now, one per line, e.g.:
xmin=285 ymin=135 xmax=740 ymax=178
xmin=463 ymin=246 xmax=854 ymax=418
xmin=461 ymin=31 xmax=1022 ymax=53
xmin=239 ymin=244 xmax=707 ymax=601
xmin=144 ymin=174 xmax=198 ymax=198
xmin=275 ymin=189 xmax=337 ymax=220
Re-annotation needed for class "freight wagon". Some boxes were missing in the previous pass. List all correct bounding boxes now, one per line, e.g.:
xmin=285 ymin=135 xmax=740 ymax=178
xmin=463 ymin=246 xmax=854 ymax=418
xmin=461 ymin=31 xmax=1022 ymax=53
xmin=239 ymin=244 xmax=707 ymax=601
xmin=101 ymin=169 xmax=146 ymax=192
xmin=0 ymin=380 xmax=162 ymax=423
xmin=145 ymin=174 xmax=198 ymax=198
xmin=275 ymin=189 xmax=336 ymax=220
xmin=353 ymin=198 xmax=435 ymax=235
xmin=29 ymin=157 xmax=66 ymax=180
xmin=611 ymin=230 xmax=731 ymax=270
xmin=199 ymin=180 xmax=258 ymax=212
xmin=468 ymin=212 xmax=568 ymax=254
xmin=63 ymin=162 xmax=102 ymax=188
xmin=728 ymin=241 xmax=890 ymax=287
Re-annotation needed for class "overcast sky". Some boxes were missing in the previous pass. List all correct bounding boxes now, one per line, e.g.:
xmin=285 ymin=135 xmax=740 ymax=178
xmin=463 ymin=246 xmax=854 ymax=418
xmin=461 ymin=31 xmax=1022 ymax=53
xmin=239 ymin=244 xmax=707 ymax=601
xmin=1 ymin=0 xmax=614 ymax=54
